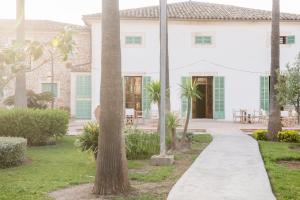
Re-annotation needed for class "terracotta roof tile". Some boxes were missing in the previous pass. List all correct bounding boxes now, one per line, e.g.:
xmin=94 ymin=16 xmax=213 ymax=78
xmin=83 ymin=1 xmax=300 ymax=21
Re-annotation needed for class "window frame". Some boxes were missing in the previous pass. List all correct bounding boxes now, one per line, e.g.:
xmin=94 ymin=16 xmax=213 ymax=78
xmin=40 ymin=82 xmax=60 ymax=98
xmin=123 ymin=33 xmax=145 ymax=48
xmin=192 ymin=33 xmax=215 ymax=48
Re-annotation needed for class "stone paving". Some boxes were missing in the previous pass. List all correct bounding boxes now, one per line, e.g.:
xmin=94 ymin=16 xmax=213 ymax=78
xmin=167 ymin=127 xmax=276 ymax=200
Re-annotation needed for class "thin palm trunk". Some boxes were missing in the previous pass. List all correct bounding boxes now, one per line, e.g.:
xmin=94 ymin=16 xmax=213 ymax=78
xmin=183 ymin=98 xmax=191 ymax=139
xmin=15 ymin=0 xmax=27 ymax=108
xmin=268 ymin=0 xmax=282 ymax=140
xmin=94 ymin=0 xmax=130 ymax=195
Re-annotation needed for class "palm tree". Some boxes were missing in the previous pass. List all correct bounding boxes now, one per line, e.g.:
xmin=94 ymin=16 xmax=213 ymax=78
xmin=15 ymin=0 xmax=27 ymax=108
xmin=181 ymin=80 xmax=201 ymax=142
xmin=94 ymin=0 xmax=130 ymax=195
xmin=147 ymin=81 xmax=161 ymax=131
xmin=268 ymin=0 xmax=282 ymax=140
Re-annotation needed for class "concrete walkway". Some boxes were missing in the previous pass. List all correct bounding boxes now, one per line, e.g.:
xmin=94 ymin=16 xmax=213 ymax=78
xmin=168 ymin=128 xmax=276 ymax=200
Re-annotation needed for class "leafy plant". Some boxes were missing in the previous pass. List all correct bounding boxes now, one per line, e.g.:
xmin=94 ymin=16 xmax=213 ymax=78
xmin=0 ymin=137 xmax=27 ymax=169
xmin=253 ymin=130 xmax=268 ymax=141
xmin=278 ymin=130 xmax=299 ymax=143
xmin=166 ymin=112 xmax=180 ymax=150
xmin=180 ymin=80 xmax=201 ymax=143
xmin=0 ymin=109 xmax=69 ymax=146
xmin=3 ymin=90 xmax=54 ymax=109
xmin=75 ymin=122 xmax=99 ymax=159
xmin=276 ymin=53 xmax=300 ymax=124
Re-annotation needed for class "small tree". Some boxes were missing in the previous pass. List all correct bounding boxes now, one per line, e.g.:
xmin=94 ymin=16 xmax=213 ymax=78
xmin=3 ymin=90 xmax=53 ymax=109
xmin=276 ymin=53 xmax=300 ymax=124
xmin=0 ymin=28 xmax=75 ymax=108
xmin=166 ymin=112 xmax=180 ymax=150
xmin=180 ymin=80 xmax=201 ymax=144
xmin=147 ymin=81 xmax=161 ymax=131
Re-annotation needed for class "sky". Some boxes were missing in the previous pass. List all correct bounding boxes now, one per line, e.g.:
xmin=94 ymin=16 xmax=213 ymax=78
xmin=0 ymin=0 xmax=299 ymax=25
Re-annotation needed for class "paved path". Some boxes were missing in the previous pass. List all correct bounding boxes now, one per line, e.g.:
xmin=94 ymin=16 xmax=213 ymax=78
xmin=168 ymin=128 xmax=276 ymax=200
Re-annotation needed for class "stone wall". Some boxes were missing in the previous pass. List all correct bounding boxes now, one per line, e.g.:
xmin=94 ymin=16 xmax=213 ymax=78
xmin=0 ymin=27 xmax=91 ymax=109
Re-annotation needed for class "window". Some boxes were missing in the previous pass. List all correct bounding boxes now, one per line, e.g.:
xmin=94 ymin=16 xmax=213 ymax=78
xmin=195 ymin=36 xmax=212 ymax=45
xmin=280 ymin=35 xmax=295 ymax=45
xmin=125 ymin=36 xmax=142 ymax=45
xmin=41 ymin=83 xmax=58 ymax=98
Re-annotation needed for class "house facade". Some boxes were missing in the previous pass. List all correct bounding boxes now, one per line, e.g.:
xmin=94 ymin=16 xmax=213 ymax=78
xmin=82 ymin=1 xmax=299 ymax=120
xmin=0 ymin=19 xmax=91 ymax=110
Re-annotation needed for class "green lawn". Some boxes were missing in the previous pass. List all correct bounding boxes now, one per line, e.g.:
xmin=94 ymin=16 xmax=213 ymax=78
xmin=0 ymin=134 xmax=212 ymax=200
xmin=0 ymin=137 xmax=96 ymax=200
xmin=259 ymin=141 xmax=300 ymax=200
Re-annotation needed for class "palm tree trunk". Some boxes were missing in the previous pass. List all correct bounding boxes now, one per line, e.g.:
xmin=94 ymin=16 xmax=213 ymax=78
xmin=268 ymin=0 xmax=282 ymax=140
xmin=15 ymin=0 xmax=27 ymax=108
xmin=183 ymin=98 xmax=191 ymax=140
xmin=94 ymin=0 xmax=130 ymax=195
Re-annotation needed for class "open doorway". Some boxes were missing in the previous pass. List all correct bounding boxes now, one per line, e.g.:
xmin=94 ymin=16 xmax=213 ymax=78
xmin=124 ymin=76 xmax=142 ymax=116
xmin=192 ymin=76 xmax=213 ymax=119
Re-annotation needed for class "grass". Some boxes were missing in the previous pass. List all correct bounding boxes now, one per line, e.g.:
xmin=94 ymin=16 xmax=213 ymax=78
xmin=129 ymin=166 xmax=175 ymax=182
xmin=0 ymin=134 xmax=213 ymax=200
xmin=259 ymin=141 xmax=300 ymax=200
xmin=0 ymin=136 xmax=96 ymax=200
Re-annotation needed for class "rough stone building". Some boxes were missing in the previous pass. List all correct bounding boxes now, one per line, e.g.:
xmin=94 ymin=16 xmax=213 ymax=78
xmin=0 ymin=19 xmax=91 ymax=111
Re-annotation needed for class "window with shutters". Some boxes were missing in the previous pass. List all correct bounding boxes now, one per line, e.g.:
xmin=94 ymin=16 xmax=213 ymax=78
xmin=260 ymin=76 xmax=270 ymax=111
xmin=124 ymin=34 xmax=144 ymax=47
xmin=41 ymin=83 xmax=58 ymax=98
xmin=280 ymin=35 xmax=295 ymax=45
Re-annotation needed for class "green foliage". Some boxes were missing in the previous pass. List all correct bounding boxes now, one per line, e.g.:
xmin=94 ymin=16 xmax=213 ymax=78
xmin=276 ymin=53 xmax=300 ymax=123
xmin=3 ymin=90 xmax=54 ymax=109
xmin=259 ymin=141 xmax=300 ymax=200
xmin=180 ymin=80 xmax=201 ymax=101
xmin=166 ymin=112 xmax=180 ymax=130
xmin=0 ymin=137 xmax=27 ymax=169
xmin=75 ymin=122 xmax=99 ymax=159
xmin=0 ymin=136 xmax=96 ymax=200
xmin=76 ymin=125 xmax=168 ymax=160
xmin=0 ymin=109 xmax=69 ymax=146
xmin=125 ymin=129 xmax=160 ymax=160
xmin=146 ymin=81 xmax=161 ymax=105
xmin=129 ymin=166 xmax=175 ymax=182
xmin=253 ymin=130 xmax=268 ymax=141
xmin=278 ymin=130 xmax=300 ymax=143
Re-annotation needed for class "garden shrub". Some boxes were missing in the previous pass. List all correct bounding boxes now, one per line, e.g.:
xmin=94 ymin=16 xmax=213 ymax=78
xmin=0 ymin=137 xmax=27 ymax=168
xmin=278 ymin=130 xmax=299 ymax=143
xmin=253 ymin=130 xmax=268 ymax=141
xmin=75 ymin=122 xmax=99 ymax=159
xmin=125 ymin=130 xmax=160 ymax=160
xmin=0 ymin=109 xmax=69 ymax=146
xmin=76 ymin=124 xmax=171 ymax=160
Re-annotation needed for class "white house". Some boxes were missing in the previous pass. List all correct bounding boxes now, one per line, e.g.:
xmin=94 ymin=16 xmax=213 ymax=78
xmin=76 ymin=1 xmax=300 ymax=121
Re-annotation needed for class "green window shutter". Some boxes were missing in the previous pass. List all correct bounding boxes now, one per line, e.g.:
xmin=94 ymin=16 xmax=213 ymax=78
xmin=260 ymin=76 xmax=270 ymax=111
xmin=181 ymin=77 xmax=192 ymax=118
xmin=195 ymin=36 xmax=212 ymax=45
xmin=142 ymin=76 xmax=151 ymax=118
xmin=287 ymin=36 xmax=295 ymax=44
xmin=75 ymin=100 xmax=91 ymax=119
xmin=75 ymin=75 xmax=92 ymax=120
xmin=76 ymin=75 xmax=91 ymax=98
xmin=214 ymin=76 xmax=225 ymax=119
xmin=126 ymin=36 xmax=142 ymax=45
xmin=42 ymin=83 xmax=58 ymax=97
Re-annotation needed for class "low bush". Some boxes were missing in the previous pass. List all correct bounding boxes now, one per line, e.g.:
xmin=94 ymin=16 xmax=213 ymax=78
xmin=0 ymin=109 xmax=69 ymax=146
xmin=125 ymin=130 xmax=160 ymax=160
xmin=0 ymin=137 xmax=27 ymax=168
xmin=75 ymin=122 xmax=99 ymax=159
xmin=253 ymin=130 xmax=268 ymax=141
xmin=278 ymin=130 xmax=299 ymax=143
xmin=76 ymin=124 xmax=170 ymax=160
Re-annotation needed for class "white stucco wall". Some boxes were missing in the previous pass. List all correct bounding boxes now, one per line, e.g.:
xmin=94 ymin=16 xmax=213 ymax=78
xmin=88 ymin=19 xmax=300 ymax=120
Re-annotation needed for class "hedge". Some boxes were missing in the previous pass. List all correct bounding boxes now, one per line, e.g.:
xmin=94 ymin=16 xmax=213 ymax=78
xmin=0 ymin=137 xmax=27 ymax=168
xmin=0 ymin=109 xmax=69 ymax=146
